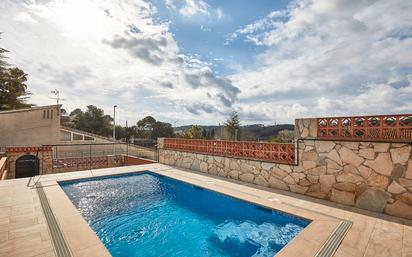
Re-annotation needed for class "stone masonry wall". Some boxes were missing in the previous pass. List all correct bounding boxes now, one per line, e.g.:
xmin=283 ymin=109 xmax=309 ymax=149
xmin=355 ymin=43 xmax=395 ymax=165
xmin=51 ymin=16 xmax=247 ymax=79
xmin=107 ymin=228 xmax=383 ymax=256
xmin=158 ymin=119 xmax=412 ymax=220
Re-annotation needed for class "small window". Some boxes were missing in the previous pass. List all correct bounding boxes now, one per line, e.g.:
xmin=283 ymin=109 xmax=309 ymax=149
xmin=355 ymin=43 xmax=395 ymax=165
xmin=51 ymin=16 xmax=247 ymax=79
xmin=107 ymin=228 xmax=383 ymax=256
xmin=60 ymin=130 xmax=71 ymax=141
xmin=84 ymin=136 xmax=95 ymax=141
xmin=47 ymin=110 xmax=50 ymax=119
xmin=43 ymin=110 xmax=46 ymax=119
xmin=73 ymin=133 xmax=83 ymax=140
xmin=51 ymin=110 xmax=53 ymax=119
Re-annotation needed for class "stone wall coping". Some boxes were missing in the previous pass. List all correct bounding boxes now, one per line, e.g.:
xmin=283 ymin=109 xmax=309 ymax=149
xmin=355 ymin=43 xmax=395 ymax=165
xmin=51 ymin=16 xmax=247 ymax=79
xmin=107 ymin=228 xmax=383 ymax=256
xmin=6 ymin=146 xmax=53 ymax=152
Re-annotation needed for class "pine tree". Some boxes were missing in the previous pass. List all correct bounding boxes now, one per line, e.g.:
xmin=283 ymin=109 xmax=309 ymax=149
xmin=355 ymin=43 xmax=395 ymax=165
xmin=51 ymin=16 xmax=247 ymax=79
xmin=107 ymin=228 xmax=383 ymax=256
xmin=224 ymin=111 xmax=241 ymax=141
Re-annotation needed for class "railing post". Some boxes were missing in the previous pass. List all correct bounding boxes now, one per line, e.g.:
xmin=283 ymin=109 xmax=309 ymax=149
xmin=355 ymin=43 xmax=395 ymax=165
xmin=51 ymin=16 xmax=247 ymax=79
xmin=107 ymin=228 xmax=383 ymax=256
xmin=89 ymin=144 xmax=92 ymax=170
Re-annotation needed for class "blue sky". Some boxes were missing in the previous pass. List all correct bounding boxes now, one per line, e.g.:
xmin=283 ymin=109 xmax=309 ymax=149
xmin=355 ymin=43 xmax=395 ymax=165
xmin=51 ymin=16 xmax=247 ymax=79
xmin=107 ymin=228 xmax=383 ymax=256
xmin=0 ymin=0 xmax=411 ymax=126
xmin=152 ymin=0 xmax=289 ymax=75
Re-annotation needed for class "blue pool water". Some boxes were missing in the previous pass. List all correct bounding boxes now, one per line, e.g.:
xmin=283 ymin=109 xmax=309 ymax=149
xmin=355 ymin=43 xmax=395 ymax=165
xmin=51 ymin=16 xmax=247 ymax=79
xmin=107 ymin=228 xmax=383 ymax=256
xmin=60 ymin=172 xmax=309 ymax=257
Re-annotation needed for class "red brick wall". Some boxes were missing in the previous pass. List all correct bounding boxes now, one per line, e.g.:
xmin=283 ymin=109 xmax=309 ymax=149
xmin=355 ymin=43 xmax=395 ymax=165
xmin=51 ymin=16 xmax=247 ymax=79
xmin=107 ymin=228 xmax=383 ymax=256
xmin=124 ymin=155 xmax=155 ymax=165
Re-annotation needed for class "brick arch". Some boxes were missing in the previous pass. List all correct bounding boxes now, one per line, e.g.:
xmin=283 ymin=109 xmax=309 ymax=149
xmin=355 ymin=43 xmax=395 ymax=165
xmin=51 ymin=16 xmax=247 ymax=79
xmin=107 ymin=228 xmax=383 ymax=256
xmin=5 ymin=146 xmax=53 ymax=179
xmin=15 ymin=154 xmax=39 ymax=178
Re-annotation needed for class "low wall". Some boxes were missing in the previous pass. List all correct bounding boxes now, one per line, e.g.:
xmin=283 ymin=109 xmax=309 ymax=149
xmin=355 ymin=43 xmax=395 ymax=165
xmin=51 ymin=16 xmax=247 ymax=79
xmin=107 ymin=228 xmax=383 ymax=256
xmin=158 ymin=118 xmax=412 ymax=220
xmin=52 ymin=155 xmax=155 ymax=173
xmin=52 ymin=155 xmax=124 ymax=173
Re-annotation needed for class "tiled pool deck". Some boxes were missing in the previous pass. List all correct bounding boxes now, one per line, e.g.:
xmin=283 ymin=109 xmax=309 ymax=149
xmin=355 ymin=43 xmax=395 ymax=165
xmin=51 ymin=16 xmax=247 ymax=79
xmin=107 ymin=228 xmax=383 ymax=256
xmin=1 ymin=163 xmax=412 ymax=257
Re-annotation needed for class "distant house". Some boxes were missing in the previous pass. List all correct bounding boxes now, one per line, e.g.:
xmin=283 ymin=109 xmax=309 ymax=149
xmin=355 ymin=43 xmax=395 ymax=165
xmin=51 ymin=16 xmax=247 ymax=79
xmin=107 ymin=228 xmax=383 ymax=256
xmin=0 ymin=105 xmax=113 ymax=148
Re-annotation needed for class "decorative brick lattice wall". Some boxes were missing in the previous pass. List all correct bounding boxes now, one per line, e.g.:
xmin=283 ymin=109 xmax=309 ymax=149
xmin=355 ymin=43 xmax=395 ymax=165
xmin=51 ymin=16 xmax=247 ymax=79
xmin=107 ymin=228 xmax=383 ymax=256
xmin=164 ymin=138 xmax=295 ymax=164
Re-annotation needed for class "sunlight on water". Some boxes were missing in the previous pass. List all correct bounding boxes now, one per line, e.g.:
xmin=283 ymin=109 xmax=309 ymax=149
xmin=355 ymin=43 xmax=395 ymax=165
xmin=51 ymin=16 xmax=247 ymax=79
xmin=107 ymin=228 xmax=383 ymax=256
xmin=214 ymin=221 xmax=304 ymax=257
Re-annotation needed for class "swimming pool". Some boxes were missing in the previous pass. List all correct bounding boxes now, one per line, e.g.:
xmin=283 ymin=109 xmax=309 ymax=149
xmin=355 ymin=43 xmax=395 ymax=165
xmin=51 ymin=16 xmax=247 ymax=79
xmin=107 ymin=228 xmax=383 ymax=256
xmin=60 ymin=172 xmax=309 ymax=257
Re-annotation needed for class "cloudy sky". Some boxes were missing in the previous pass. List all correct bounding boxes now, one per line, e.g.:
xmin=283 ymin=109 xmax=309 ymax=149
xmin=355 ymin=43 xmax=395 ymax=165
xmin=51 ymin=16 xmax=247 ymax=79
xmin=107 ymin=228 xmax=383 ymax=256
xmin=1 ymin=0 xmax=411 ymax=126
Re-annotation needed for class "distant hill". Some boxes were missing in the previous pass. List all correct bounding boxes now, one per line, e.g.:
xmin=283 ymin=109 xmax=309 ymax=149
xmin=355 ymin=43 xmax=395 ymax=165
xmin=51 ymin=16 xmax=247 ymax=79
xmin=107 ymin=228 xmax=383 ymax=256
xmin=175 ymin=124 xmax=294 ymax=141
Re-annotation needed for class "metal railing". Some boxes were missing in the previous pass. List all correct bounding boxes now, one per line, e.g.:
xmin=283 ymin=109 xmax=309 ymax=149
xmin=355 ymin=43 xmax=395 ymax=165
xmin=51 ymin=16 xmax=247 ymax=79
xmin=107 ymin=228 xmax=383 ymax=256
xmin=48 ymin=143 xmax=158 ymax=172
xmin=163 ymin=138 xmax=296 ymax=164
xmin=317 ymin=114 xmax=412 ymax=142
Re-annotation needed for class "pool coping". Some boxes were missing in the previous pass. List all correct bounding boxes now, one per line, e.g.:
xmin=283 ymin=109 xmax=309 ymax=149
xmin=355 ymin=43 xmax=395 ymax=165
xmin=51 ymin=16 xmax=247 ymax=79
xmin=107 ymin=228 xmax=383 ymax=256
xmin=34 ymin=164 xmax=352 ymax=257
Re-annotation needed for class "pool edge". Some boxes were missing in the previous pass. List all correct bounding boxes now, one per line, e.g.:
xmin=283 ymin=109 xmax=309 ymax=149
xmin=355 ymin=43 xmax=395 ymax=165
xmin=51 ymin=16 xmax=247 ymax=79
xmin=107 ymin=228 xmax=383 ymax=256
xmin=38 ymin=164 xmax=352 ymax=257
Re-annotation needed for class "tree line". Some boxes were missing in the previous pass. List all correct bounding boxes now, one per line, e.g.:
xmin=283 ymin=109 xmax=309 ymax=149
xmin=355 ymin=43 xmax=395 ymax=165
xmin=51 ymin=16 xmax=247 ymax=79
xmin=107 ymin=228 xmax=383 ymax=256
xmin=62 ymin=106 xmax=174 ymax=141
xmin=0 ymin=33 xmax=31 ymax=111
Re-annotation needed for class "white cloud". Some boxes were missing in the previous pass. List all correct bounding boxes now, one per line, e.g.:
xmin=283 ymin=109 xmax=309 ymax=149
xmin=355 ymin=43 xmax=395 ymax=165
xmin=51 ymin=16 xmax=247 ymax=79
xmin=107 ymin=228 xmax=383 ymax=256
xmin=164 ymin=0 xmax=176 ymax=10
xmin=178 ymin=0 xmax=210 ymax=17
xmin=216 ymin=8 xmax=223 ymax=19
xmin=14 ymin=12 xmax=37 ymax=23
xmin=230 ymin=0 xmax=412 ymax=122
xmin=0 ymin=0 xmax=238 ymax=125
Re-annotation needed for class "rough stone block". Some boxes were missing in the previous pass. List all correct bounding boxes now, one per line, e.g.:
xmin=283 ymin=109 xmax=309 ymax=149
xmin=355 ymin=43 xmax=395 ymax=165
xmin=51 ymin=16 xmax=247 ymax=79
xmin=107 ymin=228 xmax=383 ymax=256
xmin=372 ymin=143 xmax=390 ymax=152
xmin=261 ymin=162 xmax=276 ymax=171
xmin=302 ymin=161 xmax=317 ymax=170
xmin=315 ymin=141 xmax=335 ymax=153
xmin=385 ymin=200 xmax=412 ymax=219
xmin=341 ymin=142 xmax=359 ymax=150
xmin=289 ymin=184 xmax=308 ymax=194
xmin=333 ymin=182 xmax=356 ymax=192
xmin=326 ymin=159 xmax=342 ymax=170
xmin=283 ymin=175 xmax=296 ymax=185
xmin=339 ymin=147 xmax=363 ymax=167
xmin=307 ymin=166 xmax=326 ymax=176
xmin=307 ymin=175 xmax=319 ymax=183
xmin=336 ymin=172 xmax=363 ymax=183
xmin=270 ymin=167 xmax=288 ymax=179
xmin=268 ymin=177 xmax=289 ymax=191
xmin=331 ymin=189 xmax=355 ymax=206
xmin=307 ymin=183 xmax=320 ymax=192
xmin=364 ymin=152 xmax=393 ymax=176
xmin=229 ymin=170 xmax=238 ymax=179
xmin=299 ymin=178 xmax=312 ymax=187
xmin=325 ymin=149 xmax=342 ymax=165
xmin=367 ymin=172 xmax=389 ymax=189
xmin=239 ymin=173 xmax=254 ymax=183
xmin=343 ymin=164 xmax=359 ymax=174
xmin=320 ymin=175 xmax=336 ymax=192
xmin=358 ymin=165 xmax=372 ymax=179
xmin=399 ymin=178 xmax=412 ymax=188
xmin=406 ymin=160 xmax=412 ymax=179
xmin=388 ymin=181 xmax=406 ymax=194
xmin=254 ymin=175 xmax=269 ymax=187
xmin=359 ymin=148 xmax=375 ymax=160
xmin=391 ymin=164 xmax=405 ymax=179
xmin=302 ymin=150 xmax=318 ymax=161
xmin=356 ymin=188 xmax=390 ymax=213
xmin=390 ymin=146 xmax=411 ymax=164
xmin=199 ymin=161 xmax=208 ymax=173
xmin=399 ymin=193 xmax=412 ymax=205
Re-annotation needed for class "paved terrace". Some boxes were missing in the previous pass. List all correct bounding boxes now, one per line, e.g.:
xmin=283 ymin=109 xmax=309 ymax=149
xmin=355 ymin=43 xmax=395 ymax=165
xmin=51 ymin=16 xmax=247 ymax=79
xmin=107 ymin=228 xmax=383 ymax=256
xmin=1 ymin=163 xmax=412 ymax=257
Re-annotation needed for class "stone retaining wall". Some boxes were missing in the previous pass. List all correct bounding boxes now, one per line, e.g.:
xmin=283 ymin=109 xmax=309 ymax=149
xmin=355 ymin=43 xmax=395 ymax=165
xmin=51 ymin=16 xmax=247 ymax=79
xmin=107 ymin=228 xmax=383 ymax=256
xmin=158 ymin=119 xmax=412 ymax=220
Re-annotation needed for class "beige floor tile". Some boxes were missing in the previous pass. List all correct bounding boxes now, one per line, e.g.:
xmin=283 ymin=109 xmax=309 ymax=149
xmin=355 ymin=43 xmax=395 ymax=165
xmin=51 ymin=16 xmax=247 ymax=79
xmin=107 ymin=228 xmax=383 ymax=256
xmin=363 ymin=220 xmax=403 ymax=257
xmin=0 ymin=231 xmax=8 ymax=243
xmin=72 ymin=244 xmax=111 ymax=257
xmin=403 ymin=226 xmax=412 ymax=257
xmin=0 ymin=206 xmax=11 ymax=218
xmin=8 ymin=224 xmax=48 ymax=240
